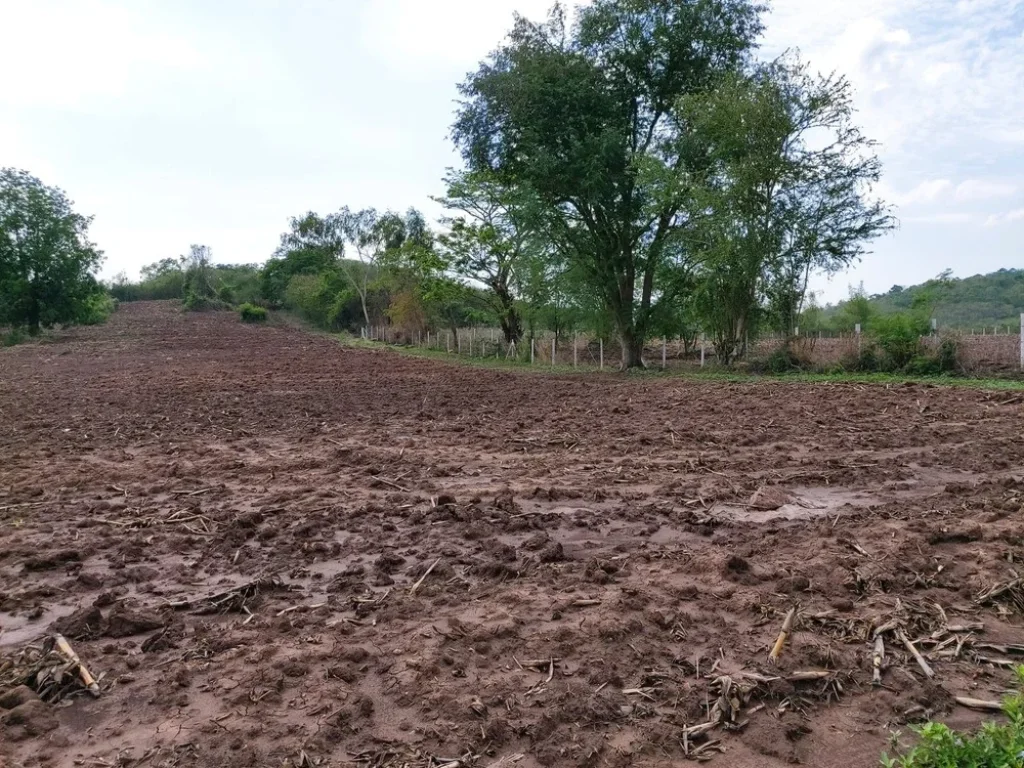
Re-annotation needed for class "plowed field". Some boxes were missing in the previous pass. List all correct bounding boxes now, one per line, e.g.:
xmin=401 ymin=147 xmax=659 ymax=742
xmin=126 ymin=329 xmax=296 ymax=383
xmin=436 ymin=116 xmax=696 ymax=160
xmin=2 ymin=301 xmax=1024 ymax=768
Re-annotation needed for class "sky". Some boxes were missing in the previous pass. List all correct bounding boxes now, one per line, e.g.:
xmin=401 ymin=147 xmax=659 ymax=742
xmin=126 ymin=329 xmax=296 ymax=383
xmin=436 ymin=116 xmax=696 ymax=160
xmin=1 ymin=0 xmax=1022 ymax=304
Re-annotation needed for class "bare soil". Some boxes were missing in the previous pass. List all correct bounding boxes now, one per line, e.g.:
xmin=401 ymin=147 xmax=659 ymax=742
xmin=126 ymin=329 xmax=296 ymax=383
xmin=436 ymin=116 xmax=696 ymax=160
xmin=2 ymin=301 xmax=1024 ymax=768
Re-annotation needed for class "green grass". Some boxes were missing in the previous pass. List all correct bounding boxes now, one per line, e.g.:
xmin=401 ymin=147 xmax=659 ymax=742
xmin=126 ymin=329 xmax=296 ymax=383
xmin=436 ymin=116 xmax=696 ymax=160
xmin=337 ymin=335 xmax=1024 ymax=391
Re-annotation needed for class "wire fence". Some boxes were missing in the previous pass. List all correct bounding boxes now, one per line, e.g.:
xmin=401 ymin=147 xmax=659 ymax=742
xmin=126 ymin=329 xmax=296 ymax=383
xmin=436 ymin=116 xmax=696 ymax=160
xmin=363 ymin=313 xmax=1024 ymax=373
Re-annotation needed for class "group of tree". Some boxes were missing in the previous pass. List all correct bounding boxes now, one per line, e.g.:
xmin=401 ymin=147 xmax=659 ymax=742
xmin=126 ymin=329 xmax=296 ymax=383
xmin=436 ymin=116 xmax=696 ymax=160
xmin=794 ymin=268 xmax=1024 ymax=337
xmin=0 ymin=168 xmax=112 ymax=336
xmin=226 ymin=0 xmax=894 ymax=367
xmin=446 ymin=0 xmax=895 ymax=366
xmin=12 ymin=1 xmax=899 ymax=367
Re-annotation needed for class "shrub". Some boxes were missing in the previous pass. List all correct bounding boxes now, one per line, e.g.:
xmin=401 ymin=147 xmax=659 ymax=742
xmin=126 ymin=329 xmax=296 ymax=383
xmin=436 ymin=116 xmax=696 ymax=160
xmin=935 ymin=335 xmax=960 ymax=373
xmin=239 ymin=303 xmax=267 ymax=323
xmin=904 ymin=355 xmax=942 ymax=376
xmin=763 ymin=344 xmax=803 ymax=373
xmin=882 ymin=667 xmax=1024 ymax=767
xmin=872 ymin=313 xmax=930 ymax=369
xmin=183 ymin=291 xmax=228 ymax=312
xmin=218 ymin=284 xmax=236 ymax=305
xmin=2 ymin=328 xmax=26 ymax=347
xmin=76 ymin=292 xmax=117 ymax=326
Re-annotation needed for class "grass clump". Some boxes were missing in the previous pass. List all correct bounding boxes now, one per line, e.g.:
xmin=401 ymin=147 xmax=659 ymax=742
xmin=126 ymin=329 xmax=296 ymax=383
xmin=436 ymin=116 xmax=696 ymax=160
xmin=239 ymin=303 xmax=268 ymax=323
xmin=882 ymin=668 xmax=1024 ymax=767
xmin=2 ymin=328 xmax=27 ymax=347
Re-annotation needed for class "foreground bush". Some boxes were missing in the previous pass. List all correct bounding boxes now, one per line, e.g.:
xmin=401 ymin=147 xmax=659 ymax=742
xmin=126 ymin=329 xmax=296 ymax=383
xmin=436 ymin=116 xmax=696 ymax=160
xmin=882 ymin=667 xmax=1024 ymax=767
xmin=239 ymin=303 xmax=267 ymax=323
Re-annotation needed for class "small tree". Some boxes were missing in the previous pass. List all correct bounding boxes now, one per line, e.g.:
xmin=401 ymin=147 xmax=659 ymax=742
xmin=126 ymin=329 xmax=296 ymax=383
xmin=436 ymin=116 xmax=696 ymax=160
xmin=262 ymin=214 xmax=342 ymax=306
xmin=435 ymin=170 xmax=542 ymax=344
xmin=838 ymin=282 xmax=875 ymax=332
xmin=0 ymin=168 xmax=104 ymax=333
xmin=334 ymin=207 xmax=426 ymax=329
xmin=183 ymin=245 xmax=217 ymax=305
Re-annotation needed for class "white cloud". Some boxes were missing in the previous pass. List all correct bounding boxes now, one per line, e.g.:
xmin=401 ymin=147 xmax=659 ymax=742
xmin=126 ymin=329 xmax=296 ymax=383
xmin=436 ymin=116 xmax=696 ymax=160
xmin=897 ymin=179 xmax=953 ymax=206
xmin=986 ymin=209 xmax=1024 ymax=227
xmin=904 ymin=212 xmax=980 ymax=225
xmin=764 ymin=0 xmax=1024 ymax=155
xmin=955 ymin=179 xmax=1018 ymax=202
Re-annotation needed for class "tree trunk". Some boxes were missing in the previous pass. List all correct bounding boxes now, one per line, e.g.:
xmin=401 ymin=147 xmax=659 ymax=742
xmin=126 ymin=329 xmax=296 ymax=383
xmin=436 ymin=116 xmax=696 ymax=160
xmin=494 ymin=286 xmax=522 ymax=344
xmin=500 ymin=307 xmax=523 ymax=345
xmin=619 ymin=327 xmax=645 ymax=370
xmin=27 ymin=293 xmax=41 ymax=336
xmin=358 ymin=292 xmax=370 ymax=329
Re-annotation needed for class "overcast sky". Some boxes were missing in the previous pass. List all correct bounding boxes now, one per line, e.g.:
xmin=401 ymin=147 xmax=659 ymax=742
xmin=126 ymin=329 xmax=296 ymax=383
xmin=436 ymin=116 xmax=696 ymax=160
xmin=2 ymin=0 xmax=1022 ymax=303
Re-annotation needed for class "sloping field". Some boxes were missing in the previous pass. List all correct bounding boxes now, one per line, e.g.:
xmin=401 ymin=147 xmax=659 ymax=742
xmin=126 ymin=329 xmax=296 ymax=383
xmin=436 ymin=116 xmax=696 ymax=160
xmin=2 ymin=301 xmax=1024 ymax=768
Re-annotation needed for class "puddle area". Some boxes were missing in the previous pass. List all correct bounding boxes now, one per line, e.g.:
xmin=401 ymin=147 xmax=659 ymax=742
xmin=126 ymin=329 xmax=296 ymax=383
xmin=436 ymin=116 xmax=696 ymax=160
xmin=714 ymin=485 xmax=878 ymax=523
xmin=0 ymin=604 xmax=77 ymax=647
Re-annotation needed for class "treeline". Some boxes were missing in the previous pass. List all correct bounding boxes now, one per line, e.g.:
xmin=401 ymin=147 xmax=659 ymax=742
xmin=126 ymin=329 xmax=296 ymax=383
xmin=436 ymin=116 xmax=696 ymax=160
xmin=113 ymin=0 xmax=899 ymax=369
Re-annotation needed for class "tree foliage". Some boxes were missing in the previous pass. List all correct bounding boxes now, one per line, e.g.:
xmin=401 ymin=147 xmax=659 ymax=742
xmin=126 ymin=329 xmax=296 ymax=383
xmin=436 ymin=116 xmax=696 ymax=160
xmin=453 ymin=0 xmax=765 ymax=367
xmin=434 ymin=170 xmax=542 ymax=343
xmin=681 ymin=59 xmax=895 ymax=360
xmin=0 ymin=168 xmax=105 ymax=332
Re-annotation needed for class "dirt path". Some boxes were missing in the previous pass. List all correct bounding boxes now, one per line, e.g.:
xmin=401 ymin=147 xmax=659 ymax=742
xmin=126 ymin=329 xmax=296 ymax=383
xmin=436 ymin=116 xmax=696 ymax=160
xmin=2 ymin=301 xmax=1023 ymax=768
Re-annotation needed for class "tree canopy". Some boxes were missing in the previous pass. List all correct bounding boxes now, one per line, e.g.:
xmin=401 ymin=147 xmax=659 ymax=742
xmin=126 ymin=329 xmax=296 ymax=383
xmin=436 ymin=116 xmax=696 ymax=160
xmin=0 ymin=168 xmax=105 ymax=332
xmin=451 ymin=0 xmax=893 ymax=367
xmin=453 ymin=0 xmax=766 ymax=367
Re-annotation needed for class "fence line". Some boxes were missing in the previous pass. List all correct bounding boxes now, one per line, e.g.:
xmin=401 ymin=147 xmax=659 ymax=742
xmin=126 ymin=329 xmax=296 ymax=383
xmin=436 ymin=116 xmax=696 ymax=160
xmin=363 ymin=315 xmax=1024 ymax=373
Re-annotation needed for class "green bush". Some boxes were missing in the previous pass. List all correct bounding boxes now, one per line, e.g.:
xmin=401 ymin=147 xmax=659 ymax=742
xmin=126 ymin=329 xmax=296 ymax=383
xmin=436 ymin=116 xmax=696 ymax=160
xmin=838 ymin=344 xmax=884 ymax=373
xmin=218 ymin=284 xmax=236 ymax=305
xmin=76 ymin=292 xmax=117 ymax=326
xmin=882 ymin=667 xmax=1024 ymax=767
xmin=761 ymin=344 xmax=803 ymax=374
xmin=935 ymin=336 xmax=960 ymax=373
xmin=239 ymin=303 xmax=267 ymax=323
xmin=2 ymin=328 xmax=27 ymax=347
xmin=904 ymin=355 xmax=943 ymax=376
xmin=183 ymin=291 xmax=228 ymax=312
xmin=872 ymin=313 xmax=930 ymax=369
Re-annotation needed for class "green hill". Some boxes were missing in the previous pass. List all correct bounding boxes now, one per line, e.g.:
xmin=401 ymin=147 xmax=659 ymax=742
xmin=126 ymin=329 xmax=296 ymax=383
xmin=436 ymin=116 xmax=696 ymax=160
xmin=820 ymin=268 xmax=1024 ymax=332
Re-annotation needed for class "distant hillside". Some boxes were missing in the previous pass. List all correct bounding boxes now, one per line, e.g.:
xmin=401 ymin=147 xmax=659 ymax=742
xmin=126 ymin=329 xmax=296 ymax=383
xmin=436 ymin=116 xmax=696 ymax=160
xmin=823 ymin=268 xmax=1024 ymax=331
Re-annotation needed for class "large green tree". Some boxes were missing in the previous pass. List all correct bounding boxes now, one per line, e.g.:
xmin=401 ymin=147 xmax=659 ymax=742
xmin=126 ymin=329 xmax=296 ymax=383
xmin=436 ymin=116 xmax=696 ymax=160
xmin=453 ymin=0 xmax=764 ymax=368
xmin=0 ymin=168 xmax=104 ymax=333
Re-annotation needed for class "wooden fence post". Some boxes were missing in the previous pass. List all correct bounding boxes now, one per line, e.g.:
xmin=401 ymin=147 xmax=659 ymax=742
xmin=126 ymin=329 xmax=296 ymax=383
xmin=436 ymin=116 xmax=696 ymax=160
xmin=599 ymin=339 xmax=604 ymax=370
xmin=662 ymin=337 xmax=667 ymax=370
xmin=551 ymin=338 xmax=556 ymax=368
xmin=574 ymin=332 xmax=578 ymax=369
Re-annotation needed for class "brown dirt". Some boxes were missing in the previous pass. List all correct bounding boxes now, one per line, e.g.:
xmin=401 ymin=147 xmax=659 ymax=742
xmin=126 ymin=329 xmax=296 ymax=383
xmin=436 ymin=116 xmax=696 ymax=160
xmin=2 ymin=301 xmax=1024 ymax=768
